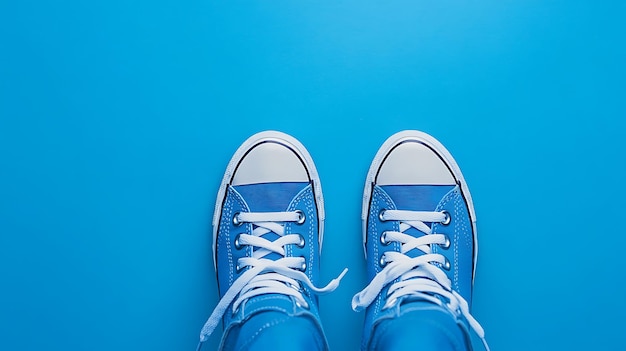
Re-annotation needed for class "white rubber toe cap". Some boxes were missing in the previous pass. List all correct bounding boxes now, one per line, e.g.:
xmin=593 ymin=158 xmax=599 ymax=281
xmin=376 ymin=141 xmax=456 ymax=186
xmin=232 ymin=141 xmax=309 ymax=186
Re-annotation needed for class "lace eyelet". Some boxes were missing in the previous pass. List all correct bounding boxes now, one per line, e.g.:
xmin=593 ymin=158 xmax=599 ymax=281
xmin=236 ymin=262 xmax=245 ymax=273
xmin=441 ymin=210 xmax=451 ymax=225
xmin=232 ymin=212 xmax=243 ymax=226
xmin=295 ymin=210 xmax=306 ymax=225
xmin=298 ymin=256 xmax=307 ymax=271
xmin=378 ymin=209 xmax=387 ymax=222
xmin=443 ymin=257 xmax=451 ymax=271
xmin=440 ymin=235 xmax=450 ymax=250
xmin=234 ymin=233 xmax=243 ymax=250
xmin=380 ymin=231 xmax=390 ymax=246
xmin=297 ymin=234 xmax=305 ymax=248
xmin=379 ymin=254 xmax=388 ymax=268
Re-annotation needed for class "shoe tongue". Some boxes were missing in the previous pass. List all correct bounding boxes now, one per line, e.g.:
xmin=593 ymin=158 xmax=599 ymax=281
xmin=243 ymin=293 xmax=296 ymax=317
xmin=233 ymin=182 xmax=309 ymax=261
xmin=233 ymin=182 xmax=309 ymax=212
xmin=380 ymin=185 xmax=455 ymax=212
xmin=399 ymin=298 xmax=443 ymax=311
xmin=381 ymin=185 xmax=455 ymax=258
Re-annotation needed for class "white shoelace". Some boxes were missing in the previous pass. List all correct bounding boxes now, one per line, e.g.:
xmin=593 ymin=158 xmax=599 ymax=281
xmin=198 ymin=210 xmax=348 ymax=345
xmin=351 ymin=210 xmax=490 ymax=351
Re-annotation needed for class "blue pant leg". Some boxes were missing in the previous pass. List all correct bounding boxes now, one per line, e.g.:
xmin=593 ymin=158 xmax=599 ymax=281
xmin=222 ymin=311 xmax=327 ymax=351
xmin=368 ymin=308 xmax=469 ymax=351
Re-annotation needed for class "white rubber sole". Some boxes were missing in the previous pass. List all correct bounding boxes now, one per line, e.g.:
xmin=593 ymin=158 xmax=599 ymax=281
xmin=211 ymin=131 xmax=325 ymax=268
xmin=361 ymin=130 xmax=479 ymax=281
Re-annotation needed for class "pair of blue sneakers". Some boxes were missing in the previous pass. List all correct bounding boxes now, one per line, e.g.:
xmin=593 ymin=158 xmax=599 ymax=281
xmin=197 ymin=131 xmax=489 ymax=351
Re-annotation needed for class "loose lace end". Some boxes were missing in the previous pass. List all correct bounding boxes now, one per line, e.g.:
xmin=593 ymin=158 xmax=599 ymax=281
xmin=326 ymin=268 xmax=348 ymax=291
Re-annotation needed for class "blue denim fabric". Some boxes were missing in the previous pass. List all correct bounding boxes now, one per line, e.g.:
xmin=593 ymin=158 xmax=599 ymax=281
xmin=368 ymin=302 xmax=468 ymax=351
xmin=221 ymin=311 xmax=325 ymax=351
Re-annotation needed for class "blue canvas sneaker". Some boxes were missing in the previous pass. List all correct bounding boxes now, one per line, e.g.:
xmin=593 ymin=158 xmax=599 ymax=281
xmin=197 ymin=131 xmax=347 ymax=351
xmin=352 ymin=130 xmax=489 ymax=351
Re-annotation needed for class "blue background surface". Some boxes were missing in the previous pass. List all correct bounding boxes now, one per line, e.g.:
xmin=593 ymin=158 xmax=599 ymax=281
xmin=1 ymin=1 xmax=625 ymax=350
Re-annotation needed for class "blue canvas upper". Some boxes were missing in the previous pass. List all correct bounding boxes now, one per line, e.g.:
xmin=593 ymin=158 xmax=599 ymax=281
xmin=214 ymin=182 xmax=327 ymax=350
xmin=362 ymin=184 xmax=476 ymax=349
